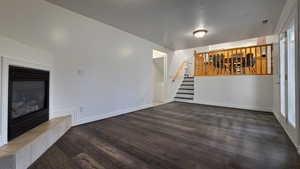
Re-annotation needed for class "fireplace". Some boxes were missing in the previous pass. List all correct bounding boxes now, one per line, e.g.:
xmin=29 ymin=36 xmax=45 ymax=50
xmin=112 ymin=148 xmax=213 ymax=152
xmin=8 ymin=66 xmax=50 ymax=141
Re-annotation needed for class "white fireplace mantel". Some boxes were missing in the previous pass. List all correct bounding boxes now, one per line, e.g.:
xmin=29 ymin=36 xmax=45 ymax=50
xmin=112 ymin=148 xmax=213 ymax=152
xmin=0 ymin=56 xmax=53 ymax=146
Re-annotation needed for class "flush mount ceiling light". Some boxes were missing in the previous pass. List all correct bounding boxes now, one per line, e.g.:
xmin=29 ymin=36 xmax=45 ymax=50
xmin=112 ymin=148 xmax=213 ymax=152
xmin=262 ymin=19 xmax=269 ymax=24
xmin=193 ymin=29 xmax=208 ymax=38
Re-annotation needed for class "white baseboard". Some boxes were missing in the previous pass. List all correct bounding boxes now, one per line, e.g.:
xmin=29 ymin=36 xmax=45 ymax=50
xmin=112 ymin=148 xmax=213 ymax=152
xmin=174 ymin=99 xmax=273 ymax=112
xmin=50 ymin=107 xmax=78 ymax=119
xmin=72 ymin=104 xmax=154 ymax=126
xmin=297 ymin=146 xmax=300 ymax=155
xmin=273 ymin=111 xmax=300 ymax=154
xmin=0 ymin=136 xmax=5 ymax=147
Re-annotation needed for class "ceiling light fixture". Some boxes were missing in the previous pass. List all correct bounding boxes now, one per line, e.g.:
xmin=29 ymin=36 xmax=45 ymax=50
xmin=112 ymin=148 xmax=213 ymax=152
xmin=262 ymin=19 xmax=269 ymax=24
xmin=193 ymin=29 xmax=208 ymax=38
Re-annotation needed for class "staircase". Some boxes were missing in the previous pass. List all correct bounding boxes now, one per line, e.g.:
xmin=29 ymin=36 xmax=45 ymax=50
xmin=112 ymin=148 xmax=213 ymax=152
xmin=174 ymin=76 xmax=194 ymax=102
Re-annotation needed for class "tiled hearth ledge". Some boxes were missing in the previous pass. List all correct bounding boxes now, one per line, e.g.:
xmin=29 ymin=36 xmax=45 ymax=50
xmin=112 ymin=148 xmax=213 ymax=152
xmin=0 ymin=116 xmax=72 ymax=169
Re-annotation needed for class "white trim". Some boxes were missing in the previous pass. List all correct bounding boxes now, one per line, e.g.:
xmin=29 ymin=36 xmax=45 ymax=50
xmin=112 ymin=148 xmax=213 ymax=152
xmin=275 ymin=0 xmax=297 ymax=33
xmin=50 ymin=107 xmax=79 ymax=119
xmin=174 ymin=100 xmax=273 ymax=112
xmin=273 ymin=0 xmax=300 ymax=151
xmin=273 ymin=110 xmax=298 ymax=147
xmin=152 ymin=51 xmax=168 ymax=103
xmin=0 ymin=56 xmax=53 ymax=147
xmin=72 ymin=104 xmax=154 ymax=126
xmin=0 ymin=136 xmax=4 ymax=147
xmin=1 ymin=57 xmax=8 ymax=146
xmin=51 ymin=106 xmax=80 ymax=126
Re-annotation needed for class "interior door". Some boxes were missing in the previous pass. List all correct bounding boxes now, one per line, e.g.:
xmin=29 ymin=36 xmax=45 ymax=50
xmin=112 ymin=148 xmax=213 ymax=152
xmin=286 ymin=19 xmax=296 ymax=127
xmin=279 ymin=32 xmax=288 ymax=118
xmin=279 ymin=15 xmax=296 ymax=127
xmin=152 ymin=53 xmax=167 ymax=104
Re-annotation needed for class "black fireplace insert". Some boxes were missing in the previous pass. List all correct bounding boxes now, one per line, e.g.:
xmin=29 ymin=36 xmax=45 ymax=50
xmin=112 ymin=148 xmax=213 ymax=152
xmin=8 ymin=66 xmax=49 ymax=141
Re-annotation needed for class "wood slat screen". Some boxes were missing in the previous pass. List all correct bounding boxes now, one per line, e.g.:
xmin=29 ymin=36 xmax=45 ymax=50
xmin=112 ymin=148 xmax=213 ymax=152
xmin=194 ymin=44 xmax=273 ymax=76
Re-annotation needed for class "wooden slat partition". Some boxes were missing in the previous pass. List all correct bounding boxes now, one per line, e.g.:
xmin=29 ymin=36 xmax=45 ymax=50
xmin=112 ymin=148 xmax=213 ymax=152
xmin=194 ymin=44 xmax=273 ymax=76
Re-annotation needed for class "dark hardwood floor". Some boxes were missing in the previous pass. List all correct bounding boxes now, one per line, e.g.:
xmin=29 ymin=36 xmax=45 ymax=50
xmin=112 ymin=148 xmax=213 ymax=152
xmin=29 ymin=102 xmax=300 ymax=169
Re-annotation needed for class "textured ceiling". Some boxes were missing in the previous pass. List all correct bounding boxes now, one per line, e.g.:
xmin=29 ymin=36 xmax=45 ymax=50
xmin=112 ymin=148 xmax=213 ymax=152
xmin=46 ymin=0 xmax=286 ymax=50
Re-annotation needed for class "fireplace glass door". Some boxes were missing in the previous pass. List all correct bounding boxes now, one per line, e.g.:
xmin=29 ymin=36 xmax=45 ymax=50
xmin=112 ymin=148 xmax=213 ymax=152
xmin=8 ymin=66 xmax=49 ymax=141
xmin=11 ymin=81 xmax=46 ymax=119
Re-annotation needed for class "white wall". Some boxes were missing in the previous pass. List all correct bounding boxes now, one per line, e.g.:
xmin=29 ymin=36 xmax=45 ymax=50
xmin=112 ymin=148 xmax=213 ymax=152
xmin=0 ymin=35 xmax=55 ymax=145
xmin=272 ymin=0 xmax=299 ymax=150
xmin=0 ymin=36 xmax=53 ymax=65
xmin=194 ymin=76 xmax=273 ymax=111
xmin=0 ymin=0 xmax=296 ymax=149
xmin=172 ymin=36 xmax=276 ymax=112
xmin=0 ymin=0 xmax=173 ymax=128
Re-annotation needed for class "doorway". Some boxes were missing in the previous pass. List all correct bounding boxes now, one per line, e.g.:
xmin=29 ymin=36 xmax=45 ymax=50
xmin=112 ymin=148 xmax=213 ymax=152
xmin=152 ymin=50 xmax=167 ymax=105
xmin=279 ymin=11 xmax=296 ymax=127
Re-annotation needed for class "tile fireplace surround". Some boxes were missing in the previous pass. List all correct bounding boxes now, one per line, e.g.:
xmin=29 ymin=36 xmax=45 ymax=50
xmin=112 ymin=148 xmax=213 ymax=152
xmin=0 ymin=57 xmax=72 ymax=169
xmin=0 ymin=56 xmax=54 ymax=146
xmin=0 ymin=116 xmax=71 ymax=169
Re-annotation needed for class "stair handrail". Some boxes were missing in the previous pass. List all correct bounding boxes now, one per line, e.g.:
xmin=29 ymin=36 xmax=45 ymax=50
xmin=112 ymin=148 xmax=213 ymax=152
xmin=172 ymin=61 xmax=187 ymax=82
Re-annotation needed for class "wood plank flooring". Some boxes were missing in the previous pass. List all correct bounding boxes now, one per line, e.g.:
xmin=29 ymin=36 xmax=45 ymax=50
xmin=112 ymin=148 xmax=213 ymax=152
xmin=29 ymin=102 xmax=300 ymax=169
